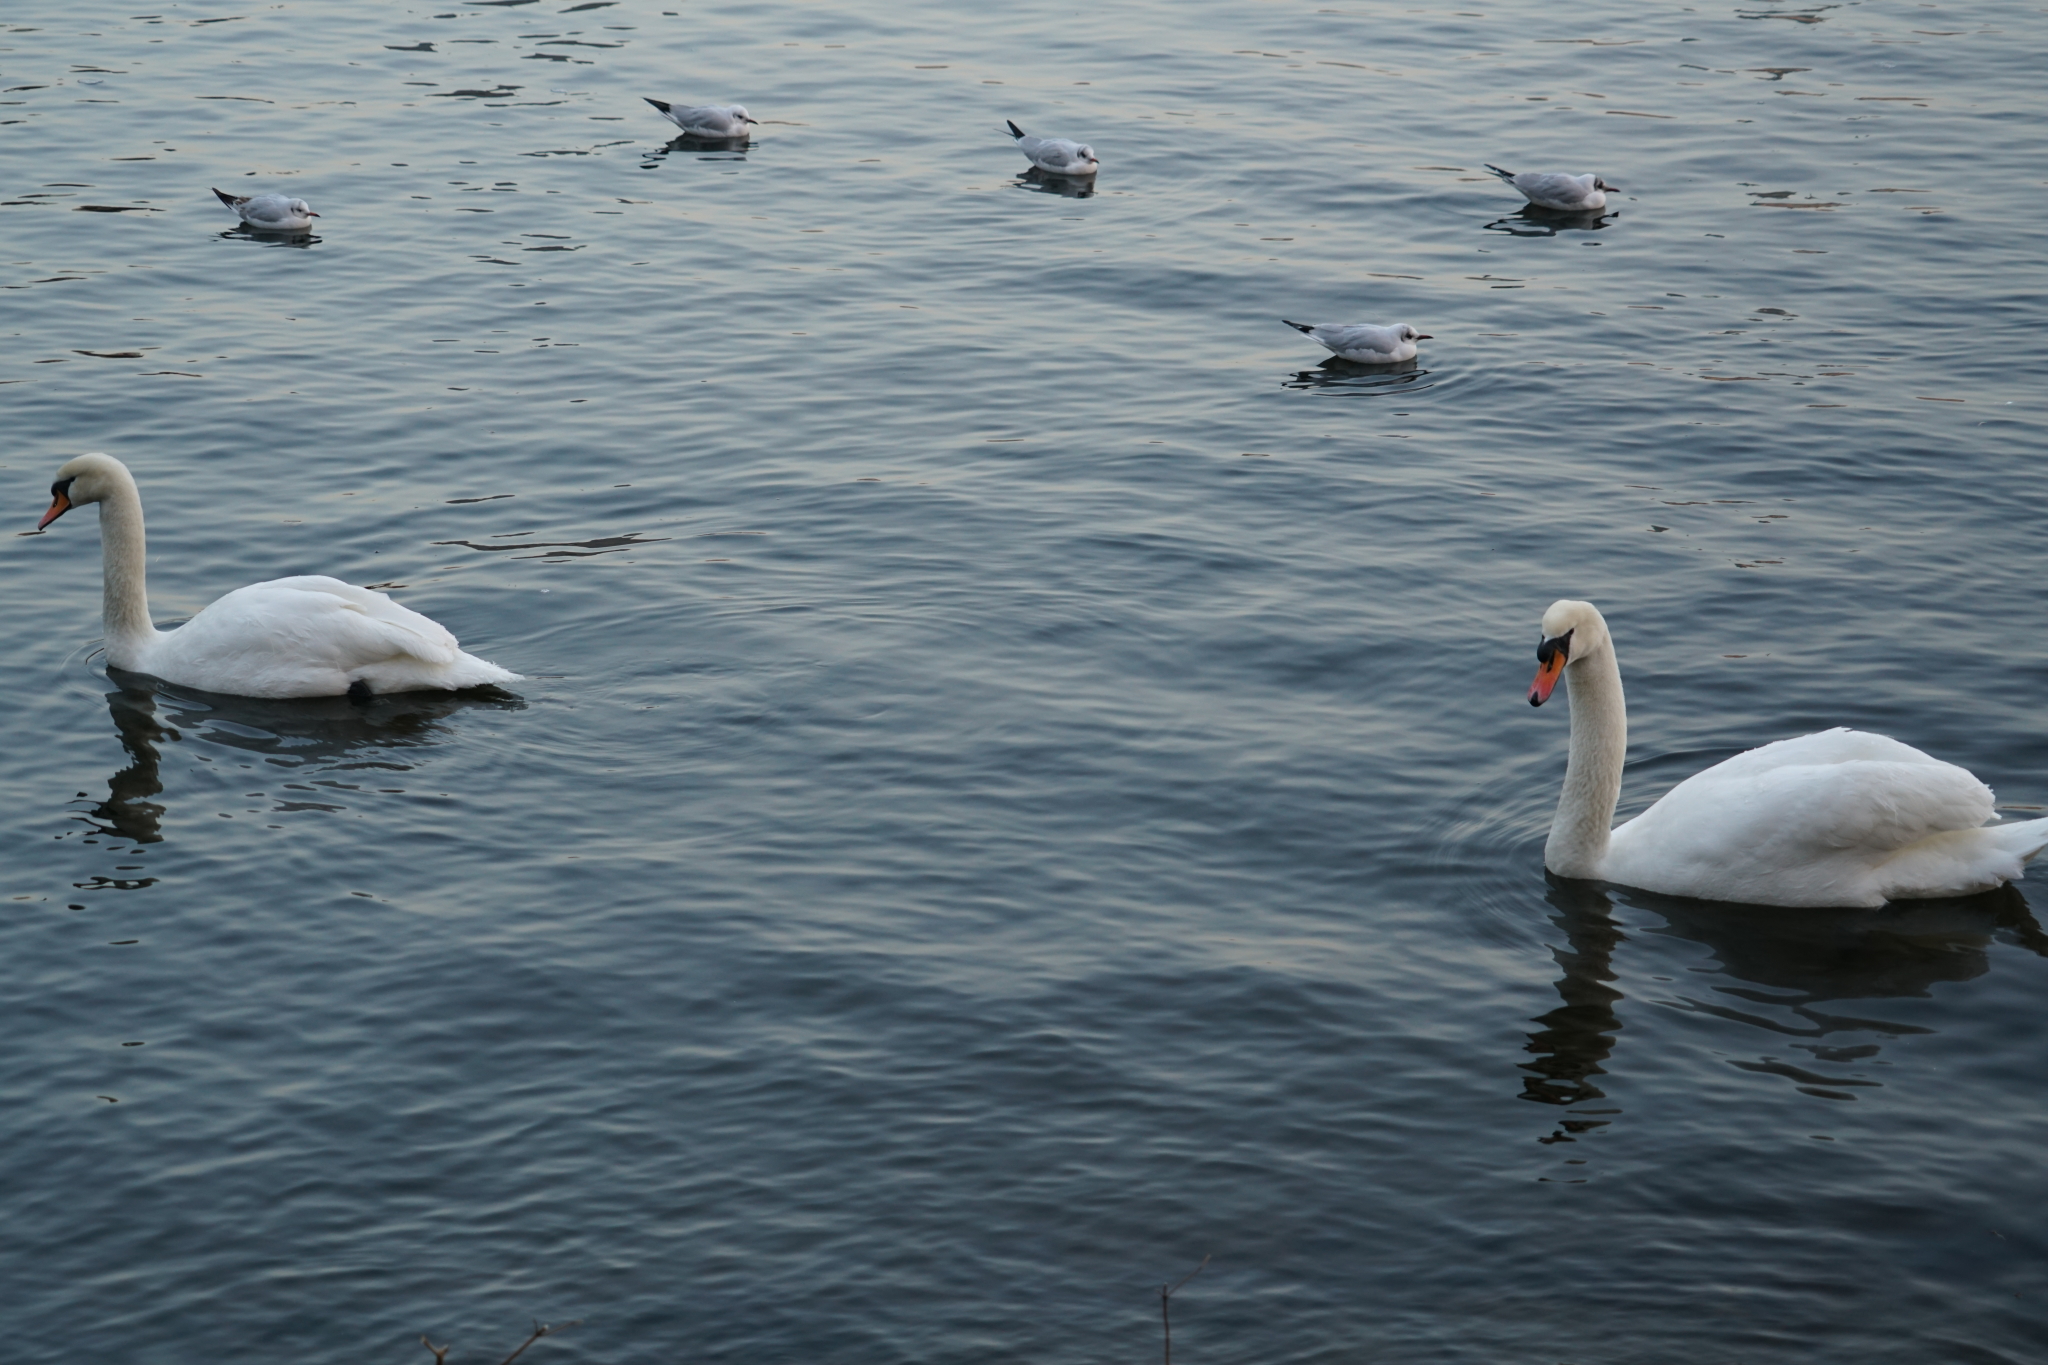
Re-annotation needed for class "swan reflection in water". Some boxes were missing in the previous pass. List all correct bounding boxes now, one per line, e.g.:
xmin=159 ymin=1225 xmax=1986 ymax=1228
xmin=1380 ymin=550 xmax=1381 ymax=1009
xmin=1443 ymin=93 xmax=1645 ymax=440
xmin=1483 ymin=206 xmax=1615 ymax=238
xmin=77 ymin=670 xmax=522 ymax=845
xmin=1520 ymin=877 xmax=2048 ymax=1141
xmin=1012 ymin=166 xmax=1095 ymax=199
xmin=1282 ymin=357 xmax=1434 ymax=395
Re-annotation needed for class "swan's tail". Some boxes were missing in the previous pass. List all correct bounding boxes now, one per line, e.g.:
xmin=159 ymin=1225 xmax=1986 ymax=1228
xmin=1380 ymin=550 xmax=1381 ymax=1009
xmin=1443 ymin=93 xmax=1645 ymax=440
xmin=1985 ymin=816 xmax=2048 ymax=865
xmin=1484 ymin=164 xmax=1518 ymax=184
xmin=1006 ymin=119 xmax=1027 ymax=141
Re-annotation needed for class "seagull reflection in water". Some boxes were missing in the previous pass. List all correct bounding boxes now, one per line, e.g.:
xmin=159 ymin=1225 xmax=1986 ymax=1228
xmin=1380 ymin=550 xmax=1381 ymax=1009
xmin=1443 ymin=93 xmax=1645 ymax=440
xmin=1013 ymin=166 xmax=1095 ymax=199
xmin=1483 ymin=205 xmax=1615 ymax=238
xmin=1282 ymin=357 xmax=1432 ymax=395
xmin=1520 ymin=876 xmax=2048 ymax=1142
xmin=77 ymin=671 xmax=522 ymax=844
xmin=648 ymin=132 xmax=751 ymax=163
xmin=218 ymin=227 xmax=321 ymax=249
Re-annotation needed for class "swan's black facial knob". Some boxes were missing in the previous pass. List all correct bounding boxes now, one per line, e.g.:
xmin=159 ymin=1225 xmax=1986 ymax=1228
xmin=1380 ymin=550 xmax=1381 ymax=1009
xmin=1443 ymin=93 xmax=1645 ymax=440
xmin=37 ymin=476 xmax=76 ymax=531
xmin=1529 ymin=629 xmax=1573 ymax=706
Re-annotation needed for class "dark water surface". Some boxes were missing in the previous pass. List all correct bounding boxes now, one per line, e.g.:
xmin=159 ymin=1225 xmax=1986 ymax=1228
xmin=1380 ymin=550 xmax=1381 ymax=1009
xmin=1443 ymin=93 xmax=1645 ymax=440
xmin=4 ymin=0 xmax=2047 ymax=1360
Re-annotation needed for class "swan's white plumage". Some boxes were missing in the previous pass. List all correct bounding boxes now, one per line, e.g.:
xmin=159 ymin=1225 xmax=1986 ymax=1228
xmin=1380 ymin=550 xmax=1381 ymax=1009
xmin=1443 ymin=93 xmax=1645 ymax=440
xmin=38 ymin=454 xmax=518 ymax=699
xmin=1535 ymin=600 xmax=2048 ymax=907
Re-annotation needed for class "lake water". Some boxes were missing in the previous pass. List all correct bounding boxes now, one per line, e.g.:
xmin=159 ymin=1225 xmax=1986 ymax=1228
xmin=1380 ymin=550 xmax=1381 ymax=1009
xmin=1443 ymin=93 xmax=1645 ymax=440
xmin=4 ymin=0 xmax=2046 ymax=1360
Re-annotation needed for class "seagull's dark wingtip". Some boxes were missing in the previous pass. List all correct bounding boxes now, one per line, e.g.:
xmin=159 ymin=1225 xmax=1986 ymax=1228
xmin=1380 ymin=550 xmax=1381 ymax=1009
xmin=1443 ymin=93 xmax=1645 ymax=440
xmin=1485 ymin=163 xmax=1516 ymax=181
xmin=1006 ymin=120 xmax=1026 ymax=140
xmin=644 ymin=97 xmax=670 ymax=112
xmin=1281 ymin=319 xmax=1315 ymax=334
xmin=211 ymin=187 xmax=239 ymax=207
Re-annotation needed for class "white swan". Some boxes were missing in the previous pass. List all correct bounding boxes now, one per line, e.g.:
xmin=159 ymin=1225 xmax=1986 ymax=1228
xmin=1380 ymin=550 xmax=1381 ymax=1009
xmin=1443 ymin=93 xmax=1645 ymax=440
xmin=35 ymin=453 xmax=519 ymax=699
xmin=1528 ymin=599 xmax=2048 ymax=907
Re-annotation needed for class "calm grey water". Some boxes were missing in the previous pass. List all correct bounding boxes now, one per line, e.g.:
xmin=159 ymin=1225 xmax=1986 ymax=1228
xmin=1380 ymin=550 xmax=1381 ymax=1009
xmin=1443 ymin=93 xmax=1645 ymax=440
xmin=4 ymin=0 xmax=2046 ymax=1361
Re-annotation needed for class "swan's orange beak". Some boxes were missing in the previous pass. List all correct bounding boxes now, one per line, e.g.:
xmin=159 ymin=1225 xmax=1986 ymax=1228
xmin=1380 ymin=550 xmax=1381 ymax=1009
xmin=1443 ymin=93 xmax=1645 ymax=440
xmin=37 ymin=489 xmax=71 ymax=530
xmin=1529 ymin=643 xmax=1567 ymax=706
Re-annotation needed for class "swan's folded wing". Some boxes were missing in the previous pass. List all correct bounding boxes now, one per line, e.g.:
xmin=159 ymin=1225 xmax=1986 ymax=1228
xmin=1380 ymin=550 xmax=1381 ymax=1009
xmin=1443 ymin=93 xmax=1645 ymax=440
xmin=1635 ymin=731 xmax=1995 ymax=859
xmin=1753 ymin=757 xmax=1995 ymax=852
xmin=1700 ymin=727 xmax=1954 ymax=780
xmin=1608 ymin=728 xmax=2005 ymax=906
xmin=223 ymin=577 xmax=463 ymax=666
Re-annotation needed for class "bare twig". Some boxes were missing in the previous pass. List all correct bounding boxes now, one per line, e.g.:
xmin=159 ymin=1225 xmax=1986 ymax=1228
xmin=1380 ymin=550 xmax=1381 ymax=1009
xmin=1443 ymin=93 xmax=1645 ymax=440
xmin=1160 ymin=1255 xmax=1210 ymax=1365
xmin=499 ymin=1320 xmax=582 ymax=1365
xmin=418 ymin=1319 xmax=582 ymax=1365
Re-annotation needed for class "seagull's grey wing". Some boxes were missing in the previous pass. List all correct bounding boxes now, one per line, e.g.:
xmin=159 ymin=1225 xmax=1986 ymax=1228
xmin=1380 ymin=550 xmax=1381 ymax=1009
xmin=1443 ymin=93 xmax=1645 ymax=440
xmin=1515 ymin=172 xmax=1586 ymax=202
xmin=1320 ymin=324 xmax=1396 ymax=355
xmin=241 ymin=195 xmax=292 ymax=224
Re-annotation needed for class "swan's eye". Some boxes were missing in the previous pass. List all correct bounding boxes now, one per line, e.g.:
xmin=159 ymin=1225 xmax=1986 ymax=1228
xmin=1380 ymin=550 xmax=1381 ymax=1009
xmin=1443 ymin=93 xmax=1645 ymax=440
xmin=1536 ymin=628 xmax=1574 ymax=665
xmin=51 ymin=477 xmax=74 ymax=499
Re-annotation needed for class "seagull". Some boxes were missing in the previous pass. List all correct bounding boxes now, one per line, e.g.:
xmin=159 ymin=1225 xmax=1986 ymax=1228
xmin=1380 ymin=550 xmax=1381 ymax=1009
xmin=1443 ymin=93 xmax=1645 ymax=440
xmin=1006 ymin=120 xmax=1098 ymax=177
xmin=1282 ymin=320 xmax=1431 ymax=364
xmin=1484 ymin=165 xmax=1613 ymax=212
xmin=643 ymin=98 xmax=756 ymax=138
xmin=213 ymin=188 xmax=318 ymax=231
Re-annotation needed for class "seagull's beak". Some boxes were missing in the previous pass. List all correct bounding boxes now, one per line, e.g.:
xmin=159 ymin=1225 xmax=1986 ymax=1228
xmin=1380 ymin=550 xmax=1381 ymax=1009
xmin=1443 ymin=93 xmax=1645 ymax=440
xmin=1529 ymin=637 xmax=1569 ymax=706
xmin=1412 ymin=333 xmax=1433 ymax=341
xmin=306 ymin=211 xmax=320 ymax=218
xmin=37 ymin=489 xmax=72 ymax=531
xmin=744 ymin=117 xmax=759 ymax=125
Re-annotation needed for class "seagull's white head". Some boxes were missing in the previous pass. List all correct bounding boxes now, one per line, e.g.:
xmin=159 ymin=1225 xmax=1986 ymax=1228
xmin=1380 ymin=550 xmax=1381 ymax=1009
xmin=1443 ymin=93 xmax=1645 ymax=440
xmin=1530 ymin=599 xmax=1612 ymax=706
xmin=730 ymin=104 xmax=758 ymax=125
xmin=1592 ymin=177 xmax=1615 ymax=192
xmin=1398 ymin=324 xmax=1433 ymax=343
xmin=288 ymin=198 xmax=318 ymax=218
xmin=1075 ymin=144 xmax=1099 ymax=168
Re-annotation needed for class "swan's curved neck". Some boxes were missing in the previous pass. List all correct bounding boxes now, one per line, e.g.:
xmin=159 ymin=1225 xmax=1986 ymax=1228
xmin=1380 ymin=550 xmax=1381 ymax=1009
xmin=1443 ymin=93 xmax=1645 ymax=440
xmin=1546 ymin=643 xmax=1626 ymax=879
xmin=92 ymin=471 xmax=158 ymax=665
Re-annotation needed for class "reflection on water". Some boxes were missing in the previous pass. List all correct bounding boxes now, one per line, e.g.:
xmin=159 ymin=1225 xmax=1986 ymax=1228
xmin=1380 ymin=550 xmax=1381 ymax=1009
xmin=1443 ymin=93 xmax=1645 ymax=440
xmin=1281 ymin=357 xmax=1433 ymax=395
xmin=1521 ymin=877 xmax=2048 ymax=1123
xmin=1013 ymin=166 xmax=1096 ymax=199
xmin=641 ymin=133 xmax=751 ymax=166
xmin=1521 ymin=879 xmax=1625 ymax=1114
xmin=1483 ymin=206 xmax=1616 ymax=238
xmin=89 ymin=684 xmax=171 ymax=845
xmin=73 ymin=671 xmax=523 ymax=845
xmin=217 ymin=228 xmax=320 ymax=248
